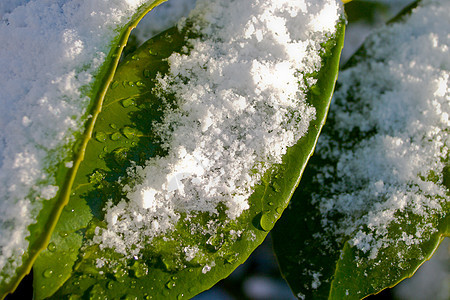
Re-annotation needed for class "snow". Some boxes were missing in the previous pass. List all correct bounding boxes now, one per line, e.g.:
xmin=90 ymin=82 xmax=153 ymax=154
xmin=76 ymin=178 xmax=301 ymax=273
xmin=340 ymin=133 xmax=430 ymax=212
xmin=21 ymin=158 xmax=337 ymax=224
xmin=0 ymin=0 xmax=149 ymax=286
xmin=314 ymin=0 xmax=449 ymax=260
xmin=94 ymin=0 xmax=343 ymax=259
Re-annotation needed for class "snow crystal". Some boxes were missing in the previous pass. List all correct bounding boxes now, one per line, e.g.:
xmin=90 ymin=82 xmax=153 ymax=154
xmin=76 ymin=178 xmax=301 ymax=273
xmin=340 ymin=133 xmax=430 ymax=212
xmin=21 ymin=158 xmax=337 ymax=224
xmin=0 ymin=0 xmax=149 ymax=285
xmin=95 ymin=0 xmax=343 ymax=257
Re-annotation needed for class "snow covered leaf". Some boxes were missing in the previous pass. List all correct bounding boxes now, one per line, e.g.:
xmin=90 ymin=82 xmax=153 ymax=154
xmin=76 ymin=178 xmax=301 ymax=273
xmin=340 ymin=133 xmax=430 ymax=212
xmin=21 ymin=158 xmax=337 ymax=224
xmin=273 ymin=0 xmax=449 ymax=299
xmin=33 ymin=0 xmax=345 ymax=299
xmin=0 ymin=1 xmax=166 ymax=298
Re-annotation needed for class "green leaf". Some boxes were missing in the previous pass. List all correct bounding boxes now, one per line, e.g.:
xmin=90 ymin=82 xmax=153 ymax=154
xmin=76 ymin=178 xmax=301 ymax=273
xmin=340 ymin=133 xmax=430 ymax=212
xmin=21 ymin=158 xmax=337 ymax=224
xmin=0 ymin=1 xmax=167 ymax=299
xmin=33 ymin=15 xmax=346 ymax=300
xmin=272 ymin=1 xmax=450 ymax=299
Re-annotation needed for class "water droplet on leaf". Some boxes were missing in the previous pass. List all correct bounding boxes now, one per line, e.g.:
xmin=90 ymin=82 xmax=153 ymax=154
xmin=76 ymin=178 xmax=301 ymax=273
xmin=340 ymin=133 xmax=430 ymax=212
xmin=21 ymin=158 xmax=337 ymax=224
xmin=95 ymin=132 xmax=107 ymax=143
xmin=271 ymin=182 xmax=281 ymax=192
xmin=47 ymin=242 xmax=56 ymax=252
xmin=43 ymin=269 xmax=53 ymax=278
xmin=131 ymin=261 xmax=148 ymax=278
xmin=107 ymin=281 xmax=115 ymax=290
xmin=122 ymin=127 xmax=137 ymax=139
xmin=110 ymin=81 xmax=119 ymax=89
xmin=260 ymin=213 xmax=273 ymax=231
xmin=122 ymin=98 xmax=136 ymax=108
xmin=110 ymin=132 xmax=122 ymax=141
xmin=165 ymin=280 xmax=176 ymax=289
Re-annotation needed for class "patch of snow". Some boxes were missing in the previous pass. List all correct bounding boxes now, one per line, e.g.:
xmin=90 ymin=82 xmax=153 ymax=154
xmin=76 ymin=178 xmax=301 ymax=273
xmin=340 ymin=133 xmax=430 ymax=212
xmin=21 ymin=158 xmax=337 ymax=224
xmin=0 ymin=0 xmax=149 ymax=285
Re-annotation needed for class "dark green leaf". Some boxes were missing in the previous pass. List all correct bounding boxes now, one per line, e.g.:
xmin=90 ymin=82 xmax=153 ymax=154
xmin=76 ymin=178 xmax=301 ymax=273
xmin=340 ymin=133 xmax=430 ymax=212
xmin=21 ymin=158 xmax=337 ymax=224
xmin=272 ymin=2 xmax=449 ymax=299
xmin=33 ymin=15 xmax=346 ymax=300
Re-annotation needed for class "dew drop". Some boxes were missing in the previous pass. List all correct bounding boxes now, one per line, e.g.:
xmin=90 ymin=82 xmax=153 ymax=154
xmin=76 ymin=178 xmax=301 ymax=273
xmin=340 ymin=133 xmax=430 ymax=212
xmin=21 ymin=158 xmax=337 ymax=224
xmin=110 ymin=81 xmax=119 ymax=89
xmin=131 ymin=55 xmax=139 ymax=60
xmin=59 ymin=231 xmax=69 ymax=238
xmin=177 ymin=294 xmax=184 ymax=300
xmin=131 ymin=261 xmax=148 ymax=278
xmin=165 ymin=280 xmax=175 ymax=289
xmin=148 ymin=49 xmax=158 ymax=56
xmin=224 ymin=253 xmax=237 ymax=264
xmin=271 ymin=182 xmax=281 ymax=192
xmin=110 ymin=132 xmax=122 ymax=141
xmin=136 ymin=81 xmax=144 ymax=87
xmin=259 ymin=213 xmax=273 ymax=231
xmin=122 ymin=127 xmax=137 ymax=139
xmin=122 ymin=98 xmax=136 ymax=108
xmin=107 ymin=281 xmax=115 ymax=290
xmin=47 ymin=242 xmax=56 ymax=252
xmin=42 ymin=269 xmax=53 ymax=278
xmin=95 ymin=132 xmax=107 ymax=143
xmin=275 ymin=207 xmax=283 ymax=214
